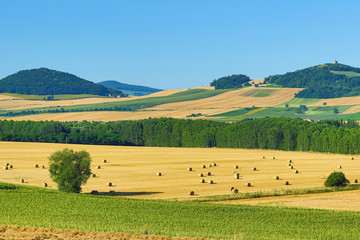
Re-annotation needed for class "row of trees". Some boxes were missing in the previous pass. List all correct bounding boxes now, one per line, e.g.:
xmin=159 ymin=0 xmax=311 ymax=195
xmin=1 ymin=118 xmax=360 ymax=154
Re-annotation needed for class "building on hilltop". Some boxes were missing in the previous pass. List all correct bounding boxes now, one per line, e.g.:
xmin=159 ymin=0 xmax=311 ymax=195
xmin=334 ymin=60 xmax=338 ymax=64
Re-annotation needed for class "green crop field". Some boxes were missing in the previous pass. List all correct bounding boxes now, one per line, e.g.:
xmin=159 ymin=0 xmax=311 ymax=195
xmin=239 ymin=89 xmax=279 ymax=97
xmin=210 ymin=107 xmax=259 ymax=117
xmin=331 ymin=71 xmax=360 ymax=78
xmin=0 ymin=93 xmax=105 ymax=100
xmin=0 ymin=183 xmax=360 ymax=239
xmin=280 ymin=98 xmax=320 ymax=107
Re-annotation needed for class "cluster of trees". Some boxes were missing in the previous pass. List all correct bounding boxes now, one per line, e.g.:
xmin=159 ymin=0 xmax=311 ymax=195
xmin=264 ymin=63 xmax=360 ymax=98
xmin=210 ymin=74 xmax=250 ymax=89
xmin=1 ymin=118 xmax=360 ymax=154
xmin=0 ymin=68 xmax=126 ymax=97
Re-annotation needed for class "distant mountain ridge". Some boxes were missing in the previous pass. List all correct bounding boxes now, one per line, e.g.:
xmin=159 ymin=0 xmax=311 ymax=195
xmin=98 ymin=80 xmax=162 ymax=96
xmin=0 ymin=68 xmax=126 ymax=97
xmin=264 ymin=63 xmax=360 ymax=98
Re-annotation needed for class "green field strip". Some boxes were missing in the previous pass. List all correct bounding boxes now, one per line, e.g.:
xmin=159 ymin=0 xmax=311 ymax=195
xmin=239 ymin=89 xmax=279 ymax=97
xmin=280 ymin=98 xmax=320 ymax=107
xmin=331 ymin=71 xmax=360 ymax=78
xmin=0 ymin=184 xmax=360 ymax=239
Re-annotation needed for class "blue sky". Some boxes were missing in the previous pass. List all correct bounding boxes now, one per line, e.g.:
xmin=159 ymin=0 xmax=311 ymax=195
xmin=1 ymin=0 xmax=360 ymax=89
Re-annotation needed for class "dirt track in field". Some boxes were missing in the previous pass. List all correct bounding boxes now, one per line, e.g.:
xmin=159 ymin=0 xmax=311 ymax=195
xmin=0 ymin=225 xmax=209 ymax=240
xmin=1 ymin=142 xmax=359 ymax=202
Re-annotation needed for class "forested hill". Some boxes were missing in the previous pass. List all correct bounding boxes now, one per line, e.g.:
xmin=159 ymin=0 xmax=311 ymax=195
xmin=0 ymin=68 xmax=126 ymax=97
xmin=264 ymin=63 xmax=360 ymax=98
xmin=98 ymin=80 xmax=162 ymax=96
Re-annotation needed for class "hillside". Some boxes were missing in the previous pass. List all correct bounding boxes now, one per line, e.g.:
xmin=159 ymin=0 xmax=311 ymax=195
xmin=98 ymin=80 xmax=162 ymax=96
xmin=0 ymin=68 xmax=126 ymax=97
xmin=264 ymin=63 xmax=360 ymax=98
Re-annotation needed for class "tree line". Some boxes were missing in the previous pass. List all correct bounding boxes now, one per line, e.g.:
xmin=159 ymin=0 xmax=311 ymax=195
xmin=0 ymin=117 xmax=360 ymax=154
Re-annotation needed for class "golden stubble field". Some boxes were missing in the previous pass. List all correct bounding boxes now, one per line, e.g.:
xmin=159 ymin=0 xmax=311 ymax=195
xmin=1 ymin=142 xmax=359 ymax=203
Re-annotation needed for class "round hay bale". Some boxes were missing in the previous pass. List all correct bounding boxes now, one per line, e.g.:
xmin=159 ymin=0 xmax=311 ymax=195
xmin=156 ymin=172 xmax=162 ymax=176
xmin=213 ymin=163 xmax=217 ymax=167
xmin=97 ymin=166 xmax=101 ymax=169
xmin=202 ymin=165 xmax=206 ymax=169
xmin=199 ymin=173 xmax=204 ymax=177
xmin=207 ymin=172 xmax=211 ymax=176
xmin=92 ymin=173 xmax=96 ymax=178
xmin=252 ymin=167 xmax=257 ymax=171
xmin=287 ymin=163 xmax=292 ymax=166
xmin=285 ymin=181 xmax=290 ymax=185
xmin=289 ymin=166 xmax=294 ymax=169
xmin=42 ymin=165 xmax=45 ymax=169
xmin=3 ymin=166 xmax=8 ymax=170
xmin=234 ymin=165 xmax=238 ymax=169
xmin=294 ymin=170 xmax=299 ymax=174
xmin=9 ymin=165 xmax=13 ymax=169
xmin=230 ymin=186 xmax=234 ymax=191
xmin=209 ymin=180 xmax=214 ymax=184
xmin=262 ymin=156 xmax=265 ymax=159
xmin=108 ymin=182 xmax=112 ymax=187
xmin=91 ymin=190 xmax=99 ymax=195
xmin=338 ymin=165 xmax=342 ymax=169
xmin=234 ymin=189 xmax=239 ymax=193
xmin=200 ymin=179 xmax=205 ymax=183
xmin=274 ymin=176 xmax=279 ymax=180
xmin=351 ymin=157 xmax=354 ymax=160
xmin=5 ymin=163 xmax=9 ymax=167
xmin=43 ymin=183 xmax=47 ymax=187
xmin=288 ymin=160 xmax=292 ymax=163
xmin=103 ymin=159 xmax=107 ymax=163
xmin=20 ymin=179 xmax=24 ymax=183
xmin=190 ymin=191 xmax=195 ymax=196
xmin=234 ymin=173 xmax=240 ymax=179
xmin=246 ymin=182 xmax=251 ymax=187
xmin=34 ymin=164 xmax=39 ymax=168
xmin=208 ymin=164 xmax=213 ymax=167
xmin=355 ymin=179 xmax=358 ymax=183
xmin=187 ymin=167 xmax=192 ymax=171
xmin=272 ymin=157 xmax=275 ymax=160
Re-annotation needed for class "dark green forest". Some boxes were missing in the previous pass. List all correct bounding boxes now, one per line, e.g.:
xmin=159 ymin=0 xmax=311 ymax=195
xmin=210 ymin=74 xmax=250 ymax=89
xmin=0 ymin=68 xmax=126 ymax=97
xmin=264 ymin=63 xmax=360 ymax=98
xmin=1 ymin=118 xmax=359 ymax=154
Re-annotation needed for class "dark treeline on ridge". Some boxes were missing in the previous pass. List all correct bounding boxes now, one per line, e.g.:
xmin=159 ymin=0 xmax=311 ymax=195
xmin=210 ymin=74 xmax=250 ymax=89
xmin=1 ymin=118 xmax=360 ymax=155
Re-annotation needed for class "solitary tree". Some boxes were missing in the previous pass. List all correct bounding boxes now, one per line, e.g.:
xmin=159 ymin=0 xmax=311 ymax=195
xmin=49 ymin=148 xmax=92 ymax=193
xmin=324 ymin=171 xmax=349 ymax=187
xmin=323 ymin=102 xmax=327 ymax=107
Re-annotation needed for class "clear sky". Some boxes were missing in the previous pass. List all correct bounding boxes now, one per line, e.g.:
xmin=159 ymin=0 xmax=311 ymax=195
xmin=1 ymin=0 xmax=360 ymax=89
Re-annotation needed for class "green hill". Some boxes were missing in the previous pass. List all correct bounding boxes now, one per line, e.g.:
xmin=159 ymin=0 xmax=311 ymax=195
xmin=98 ymin=80 xmax=162 ymax=96
xmin=0 ymin=68 xmax=126 ymax=97
xmin=264 ymin=63 xmax=360 ymax=98
xmin=210 ymin=74 xmax=251 ymax=89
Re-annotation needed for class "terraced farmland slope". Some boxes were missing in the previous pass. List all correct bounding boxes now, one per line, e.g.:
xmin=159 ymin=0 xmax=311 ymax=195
xmin=1 ymin=141 xmax=359 ymax=202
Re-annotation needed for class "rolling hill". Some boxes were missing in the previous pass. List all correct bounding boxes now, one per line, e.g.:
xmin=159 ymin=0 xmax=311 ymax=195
xmin=264 ymin=62 xmax=360 ymax=98
xmin=0 ymin=68 xmax=126 ymax=97
xmin=98 ymin=80 xmax=162 ymax=96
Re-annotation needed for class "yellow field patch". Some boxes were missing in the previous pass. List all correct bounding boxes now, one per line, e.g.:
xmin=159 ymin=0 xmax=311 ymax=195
xmin=1 ymin=141 xmax=359 ymax=201
xmin=242 ymin=107 xmax=266 ymax=116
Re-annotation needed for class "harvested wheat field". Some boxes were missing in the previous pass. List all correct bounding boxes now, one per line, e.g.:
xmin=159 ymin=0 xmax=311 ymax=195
xmin=309 ymin=96 xmax=360 ymax=107
xmin=1 ymin=141 xmax=359 ymax=200
xmin=0 ymin=225 xmax=209 ymax=240
xmin=146 ymin=87 xmax=302 ymax=111
xmin=217 ymin=190 xmax=360 ymax=211
xmin=6 ymin=108 xmax=235 ymax=122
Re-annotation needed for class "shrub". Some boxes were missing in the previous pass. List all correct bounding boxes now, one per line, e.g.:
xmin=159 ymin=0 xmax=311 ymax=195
xmin=324 ymin=172 xmax=349 ymax=187
xmin=48 ymin=148 xmax=92 ymax=193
